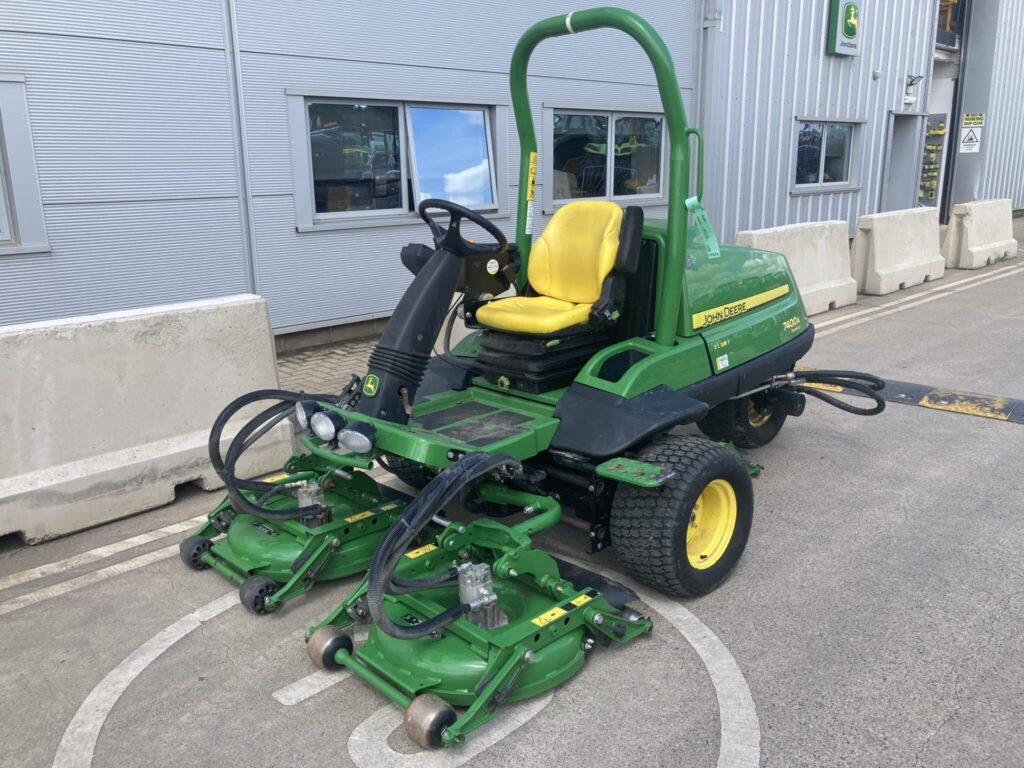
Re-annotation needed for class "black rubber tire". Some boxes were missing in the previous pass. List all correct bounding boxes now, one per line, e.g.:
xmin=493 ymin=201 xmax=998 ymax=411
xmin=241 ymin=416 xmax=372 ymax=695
xmin=610 ymin=434 xmax=753 ymax=597
xmin=239 ymin=575 xmax=279 ymax=615
xmin=179 ymin=536 xmax=213 ymax=571
xmin=697 ymin=393 xmax=787 ymax=449
xmin=381 ymin=454 xmax=435 ymax=490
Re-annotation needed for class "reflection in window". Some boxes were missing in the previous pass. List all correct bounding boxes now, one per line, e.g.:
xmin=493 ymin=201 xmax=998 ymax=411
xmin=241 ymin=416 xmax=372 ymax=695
xmin=552 ymin=112 xmax=608 ymax=199
xmin=613 ymin=116 xmax=663 ymax=196
xmin=795 ymin=121 xmax=854 ymax=186
xmin=308 ymin=102 xmax=402 ymax=214
xmin=408 ymin=107 xmax=495 ymax=206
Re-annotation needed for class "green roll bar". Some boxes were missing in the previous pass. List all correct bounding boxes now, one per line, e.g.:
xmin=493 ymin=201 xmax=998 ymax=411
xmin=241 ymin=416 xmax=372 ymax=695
xmin=510 ymin=6 xmax=696 ymax=346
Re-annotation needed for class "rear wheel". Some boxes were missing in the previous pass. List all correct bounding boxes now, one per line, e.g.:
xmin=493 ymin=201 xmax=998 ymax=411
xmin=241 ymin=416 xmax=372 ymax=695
xmin=380 ymin=454 xmax=435 ymax=490
xmin=610 ymin=434 xmax=753 ymax=597
xmin=697 ymin=393 xmax=786 ymax=448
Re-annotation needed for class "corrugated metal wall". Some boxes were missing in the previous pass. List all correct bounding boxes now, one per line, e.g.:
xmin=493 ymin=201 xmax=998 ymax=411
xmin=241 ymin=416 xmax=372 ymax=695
xmin=0 ymin=1 xmax=251 ymax=326
xmin=977 ymin=0 xmax=1024 ymax=207
xmin=699 ymin=0 xmax=939 ymax=240
xmin=235 ymin=0 xmax=699 ymax=331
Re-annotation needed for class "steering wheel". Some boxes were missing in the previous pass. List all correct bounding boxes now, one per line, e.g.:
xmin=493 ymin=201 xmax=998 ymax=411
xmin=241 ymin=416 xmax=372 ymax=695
xmin=418 ymin=198 xmax=507 ymax=257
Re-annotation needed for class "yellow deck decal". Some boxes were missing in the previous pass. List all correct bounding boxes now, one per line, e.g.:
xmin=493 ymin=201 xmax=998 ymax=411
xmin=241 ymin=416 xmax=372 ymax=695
xmin=344 ymin=511 xmax=374 ymax=523
xmin=379 ymin=502 xmax=399 ymax=512
xmin=405 ymin=544 xmax=438 ymax=559
xmin=691 ymin=284 xmax=790 ymax=330
xmin=531 ymin=606 xmax=567 ymax=627
xmin=919 ymin=389 xmax=1011 ymax=421
xmin=570 ymin=594 xmax=593 ymax=607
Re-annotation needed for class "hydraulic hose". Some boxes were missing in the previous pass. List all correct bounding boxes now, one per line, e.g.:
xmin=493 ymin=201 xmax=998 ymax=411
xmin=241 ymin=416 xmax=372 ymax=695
xmin=208 ymin=388 xmax=341 ymax=520
xmin=786 ymin=369 xmax=886 ymax=416
xmin=367 ymin=452 xmax=520 ymax=640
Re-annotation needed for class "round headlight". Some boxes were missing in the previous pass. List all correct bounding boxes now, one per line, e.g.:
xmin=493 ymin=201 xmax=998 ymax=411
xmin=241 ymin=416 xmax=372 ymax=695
xmin=338 ymin=421 xmax=376 ymax=454
xmin=310 ymin=410 xmax=344 ymax=442
xmin=295 ymin=400 xmax=318 ymax=430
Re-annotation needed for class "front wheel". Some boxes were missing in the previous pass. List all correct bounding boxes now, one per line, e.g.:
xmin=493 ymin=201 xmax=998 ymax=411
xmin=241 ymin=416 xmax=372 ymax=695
xmin=610 ymin=434 xmax=753 ymax=597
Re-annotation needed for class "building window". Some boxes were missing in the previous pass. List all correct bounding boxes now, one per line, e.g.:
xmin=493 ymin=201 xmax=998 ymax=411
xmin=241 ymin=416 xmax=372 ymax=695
xmin=305 ymin=99 xmax=497 ymax=221
xmin=550 ymin=110 xmax=665 ymax=203
xmin=0 ymin=76 xmax=49 ymax=255
xmin=795 ymin=121 xmax=855 ymax=186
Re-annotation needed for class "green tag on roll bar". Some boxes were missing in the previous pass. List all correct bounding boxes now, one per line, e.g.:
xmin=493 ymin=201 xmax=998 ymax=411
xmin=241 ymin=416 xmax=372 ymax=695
xmin=685 ymin=196 xmax=721 ymax=260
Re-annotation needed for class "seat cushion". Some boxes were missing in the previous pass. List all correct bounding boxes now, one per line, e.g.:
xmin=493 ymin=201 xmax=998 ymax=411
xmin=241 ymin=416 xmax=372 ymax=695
xmin=474 ymin=295 xmax=592 ymax=335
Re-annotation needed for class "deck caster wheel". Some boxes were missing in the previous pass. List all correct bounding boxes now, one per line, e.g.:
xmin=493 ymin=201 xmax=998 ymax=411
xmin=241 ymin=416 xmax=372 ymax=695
xmin=179 ymin=536 xmax=212 ymax=571
xmin=404 ymin=693 xmax=457 ymax=750
xmin=239 ymin=575 xmax=279 ymax=615
xmin=306 ymin=626 xmax=353 ymax=671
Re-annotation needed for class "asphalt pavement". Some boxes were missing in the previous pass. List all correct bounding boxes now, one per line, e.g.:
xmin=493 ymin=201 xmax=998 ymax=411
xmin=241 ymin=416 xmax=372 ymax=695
xmin=2 ymin=255 xmax=1023 ymax=768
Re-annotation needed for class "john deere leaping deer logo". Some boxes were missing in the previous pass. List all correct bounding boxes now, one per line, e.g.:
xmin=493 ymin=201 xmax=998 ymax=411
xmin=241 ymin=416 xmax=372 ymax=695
xmin=363 ymin=374 xmax=379 ymax=397
xmin=842 ymin=2 xmax=859 ymax=38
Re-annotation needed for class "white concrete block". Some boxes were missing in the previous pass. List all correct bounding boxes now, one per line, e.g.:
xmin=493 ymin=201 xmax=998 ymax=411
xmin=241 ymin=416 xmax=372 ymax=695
xmin=0 ymin=295 xmax=293 ymax=542
xmin=851 ymin=208 xmax=945 ymax=295
xmin=735 ymin=221 xmax=857 ymax=316
xmin=942 ymin=198 xmax=1018 ymax=269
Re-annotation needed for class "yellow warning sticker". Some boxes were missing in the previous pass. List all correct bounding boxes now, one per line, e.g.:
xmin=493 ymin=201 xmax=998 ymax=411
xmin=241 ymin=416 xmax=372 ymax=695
xmin=570 ymin=594 xmax=593 ymax=607
xmin=526 ymin=151 xmax=537 ymax=201
xmin=262 ymin=472 xmax=289 ymax=482
xmin=531 ymin=606 xmax=567 ymax=627
xmin=405 ymin=543 xmax=438 ymax=559
xmin=691 ymin=284 xmax=790 ymax=330
xmin=919 ymin=389 xmax=1010 ymax=421
xmin=380 ymin=502 xmax=399 ymax=512
xmin=344 ymin=511 xmax=374 ymax=523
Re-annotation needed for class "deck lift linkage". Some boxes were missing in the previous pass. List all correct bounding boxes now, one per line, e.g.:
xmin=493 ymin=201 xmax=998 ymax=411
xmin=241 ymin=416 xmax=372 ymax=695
xmin=180 ymin=6 xmax=885 ymax=746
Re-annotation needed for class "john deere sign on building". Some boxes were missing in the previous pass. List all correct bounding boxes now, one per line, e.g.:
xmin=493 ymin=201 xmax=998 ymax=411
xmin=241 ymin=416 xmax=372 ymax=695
xmin=827 ymin=0 xmax=861 ymax=56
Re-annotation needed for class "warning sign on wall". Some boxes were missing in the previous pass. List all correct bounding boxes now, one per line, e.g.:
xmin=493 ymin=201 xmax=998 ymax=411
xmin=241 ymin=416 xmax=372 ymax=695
xmin=962 ymin=113 xmax=985 ymax=127
xmin=959 ymin=126 xmax=981 ymax=154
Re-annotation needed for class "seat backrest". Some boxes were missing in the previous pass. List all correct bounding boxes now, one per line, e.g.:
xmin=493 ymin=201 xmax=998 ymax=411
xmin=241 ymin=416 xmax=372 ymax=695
xmin=527 ymin=201 xmax=622 ymax=304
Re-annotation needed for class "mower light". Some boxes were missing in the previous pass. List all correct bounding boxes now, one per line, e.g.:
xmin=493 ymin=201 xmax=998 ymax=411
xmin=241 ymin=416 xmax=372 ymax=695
xmin=338 ymin=421 xmax=376 ymax=454
xmin=310 ymin=410 xmax=345 ymax=442
xmin=295 ymin=400 xmax=319 ymax=430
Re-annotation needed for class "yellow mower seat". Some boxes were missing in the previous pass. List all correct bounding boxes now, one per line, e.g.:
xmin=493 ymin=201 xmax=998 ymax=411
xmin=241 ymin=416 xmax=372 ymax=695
xmin=475 ymin=201 xmax=623 ymax=335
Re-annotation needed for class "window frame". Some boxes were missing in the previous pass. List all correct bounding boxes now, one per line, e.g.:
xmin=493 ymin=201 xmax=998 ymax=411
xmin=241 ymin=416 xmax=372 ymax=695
xmin=305 ymin=97 xmax=409 ymax=221
xmin=405 ymin=103 xmax=499 ymax=213
xmin=543 ymin=105 xmax=669 ymax=213
xmin=287 ymin=88 xmax=510 ymax=233
xmin=0 ymin=74 xmax=50 ymax=257
xmin=790 ymin=117 xmax=864 ymax=196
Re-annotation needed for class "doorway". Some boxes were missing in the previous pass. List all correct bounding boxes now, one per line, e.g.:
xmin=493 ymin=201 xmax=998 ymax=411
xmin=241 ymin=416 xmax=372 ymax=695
xmin=880 ymin=113 xmax=926 ymax=212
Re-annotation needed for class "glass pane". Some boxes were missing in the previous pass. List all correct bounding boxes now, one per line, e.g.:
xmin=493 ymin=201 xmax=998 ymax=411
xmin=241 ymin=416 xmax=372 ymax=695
xmin=613 ymin=116 xmax=663 ymax=196
xmin=408 ymin=107 xmax=494 ymax=207
xmin=823 ymin=123 xmax=852 ymax=183
xmin=308 ymin=102 xmax=402 ymax=214
xmin=795 ymin=122 xmax=823 ymax=185
xmin=552 ymin=112 xmax=608 ymax=199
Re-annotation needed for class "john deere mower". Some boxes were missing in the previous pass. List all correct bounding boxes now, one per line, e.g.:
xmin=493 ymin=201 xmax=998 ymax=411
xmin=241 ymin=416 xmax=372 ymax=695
xmin=180 ymin=4 xmax=883 ymax=740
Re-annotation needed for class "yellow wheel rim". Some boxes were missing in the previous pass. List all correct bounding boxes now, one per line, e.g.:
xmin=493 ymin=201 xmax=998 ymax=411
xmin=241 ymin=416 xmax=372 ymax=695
xmin=686 ymin=479 xmax=738 ymax=570
xmin=747 ymin=399 xmax=772 ymax=428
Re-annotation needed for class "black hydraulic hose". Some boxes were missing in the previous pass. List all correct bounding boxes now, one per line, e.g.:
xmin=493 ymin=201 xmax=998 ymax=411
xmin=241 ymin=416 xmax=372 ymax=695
xmin=789 ymin=369 xmax=886 ymax=416
xmin=367 ymin=452 xmax=520 ymax=639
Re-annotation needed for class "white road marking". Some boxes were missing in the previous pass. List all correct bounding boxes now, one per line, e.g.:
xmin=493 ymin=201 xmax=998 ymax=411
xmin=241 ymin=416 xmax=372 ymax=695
xmin=0 ymin=545 xmax=178 ymax=617
xmin=562 ymin=556 xmax=761 ymax=768
xmin=273 ymin=670 xmax=353 ymax=705
xmin=51 ymin=591 xmax=237 ymax=768
xmin=0 ymin=515 xmax=206 ymax=593
xmin=818 ymin=265 xmax=1024 ymax=338
xmin=348 ymin=693 xmax=553 ymax=768
xmin=815 ymin=263 xmax=1024 ymax=331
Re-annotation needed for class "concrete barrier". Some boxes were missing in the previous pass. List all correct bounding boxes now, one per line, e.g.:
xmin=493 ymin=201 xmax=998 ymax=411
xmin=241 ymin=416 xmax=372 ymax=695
xmin=735 ymin=221 xmax=857 ymax=315
xmin=0 ymin=295 xmax=293 ymax=542
xmin=942 ymin=198 xmax=1018 ymax=269
xmin=851 ymin=208 xmax=945 ymax=295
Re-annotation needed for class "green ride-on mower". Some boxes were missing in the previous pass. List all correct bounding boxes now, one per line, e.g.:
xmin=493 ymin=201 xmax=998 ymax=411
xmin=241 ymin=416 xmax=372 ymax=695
xmin=180 ymin=5 xmax=885 ymax=744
